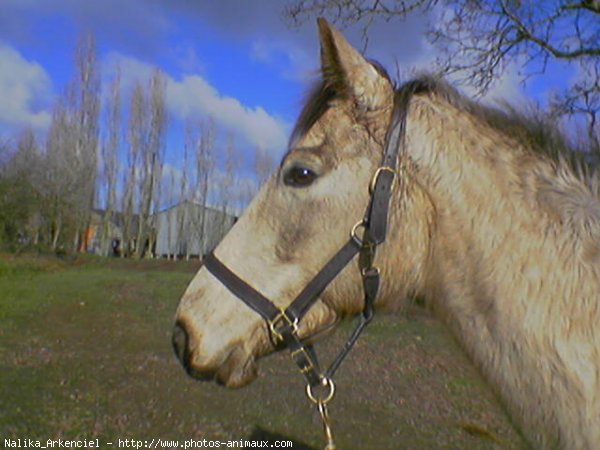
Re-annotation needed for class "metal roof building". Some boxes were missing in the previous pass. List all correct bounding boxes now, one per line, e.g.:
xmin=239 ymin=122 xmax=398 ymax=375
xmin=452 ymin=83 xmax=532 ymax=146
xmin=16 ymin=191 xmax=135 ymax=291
xmin=153 ymin=200 xmax=237 ymax=258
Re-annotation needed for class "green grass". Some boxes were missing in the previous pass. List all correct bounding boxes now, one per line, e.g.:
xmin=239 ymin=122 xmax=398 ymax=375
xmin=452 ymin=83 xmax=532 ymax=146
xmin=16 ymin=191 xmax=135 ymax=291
xmin=0 ymin=255 xmax=529 ymax=449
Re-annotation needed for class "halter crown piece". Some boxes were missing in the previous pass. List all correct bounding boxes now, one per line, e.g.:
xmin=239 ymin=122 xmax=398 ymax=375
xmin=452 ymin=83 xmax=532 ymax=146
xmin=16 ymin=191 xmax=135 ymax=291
xmin=203 ymin=90 xmax=408 ymax=450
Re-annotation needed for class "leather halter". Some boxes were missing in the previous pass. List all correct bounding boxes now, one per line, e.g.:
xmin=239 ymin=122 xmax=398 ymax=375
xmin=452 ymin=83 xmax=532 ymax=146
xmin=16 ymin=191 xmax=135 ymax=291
xmin=203 ymin=89 xmax=408 ymax=423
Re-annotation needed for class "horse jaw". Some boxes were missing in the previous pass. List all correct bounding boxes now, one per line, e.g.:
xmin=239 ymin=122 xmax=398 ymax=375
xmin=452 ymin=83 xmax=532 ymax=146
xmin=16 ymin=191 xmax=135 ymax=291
xmin=218 ymin=298 xmax=339 ymax=388
xmin=174 ymin=260 xmax=340 ymax=388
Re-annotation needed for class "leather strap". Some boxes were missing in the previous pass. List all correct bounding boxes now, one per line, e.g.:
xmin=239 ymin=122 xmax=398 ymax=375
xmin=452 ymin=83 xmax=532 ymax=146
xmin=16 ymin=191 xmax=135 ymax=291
xmin=204 ymin=238 xmax=360 ymax=326
xmin=203 ymin=252 xmax=280 ymax=321
xmin=325 ymin=265 xmax=378 ymax=379
xmin=365 ymin=90 xmax=409 ymax=244
xmin=285 ymin=238 xmax=361 ymax=322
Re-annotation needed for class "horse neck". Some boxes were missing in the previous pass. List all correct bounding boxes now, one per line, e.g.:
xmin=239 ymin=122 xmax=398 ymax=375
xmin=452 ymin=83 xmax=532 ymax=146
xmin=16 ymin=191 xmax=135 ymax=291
xmin=402 ymin=97 xmax=600 ymax=449
xmin=406 ymin=97 xmax=547 ymax=314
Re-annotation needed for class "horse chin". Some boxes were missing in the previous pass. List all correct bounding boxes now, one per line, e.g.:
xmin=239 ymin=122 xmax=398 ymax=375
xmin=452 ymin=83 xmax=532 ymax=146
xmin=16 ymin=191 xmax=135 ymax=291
xmin=214 ymin=347 xmax=259 ymax=388
xmin=219 ymin=320 xmax=341 ymax=388
xmin=183 ymin=344 xmax=259 ymax=388
xmin=216 ymin=355 xmax=258 ymax=388
xmin=220 ymin=320 xmax=341 ymax=388
xmin=188 ymin=305 xmax=340 ymax=388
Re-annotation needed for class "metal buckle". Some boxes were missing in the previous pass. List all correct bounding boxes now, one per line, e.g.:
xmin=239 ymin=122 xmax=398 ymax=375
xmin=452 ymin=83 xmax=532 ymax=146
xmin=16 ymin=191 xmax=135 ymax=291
xmin=269 ymin=309 xmax=299 ymax=343
xmin=369 ymin=166 xmax=397 ymax=194
xmin=361 ymin=266 xmax=380 ymax=277
xmin=290 ymin=346 xmax=316 ymax=374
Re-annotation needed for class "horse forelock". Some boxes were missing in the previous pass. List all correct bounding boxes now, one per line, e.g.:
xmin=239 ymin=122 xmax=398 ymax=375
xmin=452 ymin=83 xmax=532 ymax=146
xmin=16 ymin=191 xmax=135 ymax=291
xmin=288 ymin=59 xmax=393 ymax=152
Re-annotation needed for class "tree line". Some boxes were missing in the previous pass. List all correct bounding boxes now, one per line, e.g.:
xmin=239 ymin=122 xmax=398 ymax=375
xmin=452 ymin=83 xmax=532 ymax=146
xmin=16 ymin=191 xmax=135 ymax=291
xmin=0 ymin=35 xmax=275 ymax=257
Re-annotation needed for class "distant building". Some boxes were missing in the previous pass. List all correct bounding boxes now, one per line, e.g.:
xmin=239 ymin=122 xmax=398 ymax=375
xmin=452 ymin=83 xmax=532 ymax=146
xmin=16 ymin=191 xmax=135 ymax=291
xmin=84 ymin=209 xmax=141 ymax=256
xmin=153 ymin=200 xmax=237 ymax=259
xmin=83 ymin=201 xmax=237 ymax=258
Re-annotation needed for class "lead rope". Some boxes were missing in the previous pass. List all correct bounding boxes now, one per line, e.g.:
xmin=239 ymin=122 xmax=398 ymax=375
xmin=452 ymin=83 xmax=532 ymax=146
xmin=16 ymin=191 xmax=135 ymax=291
xmin=302 ymin=231 xmax=380 ymax=450
xmin=306 ymin=375 xmax=337 ymax=449
xmin=318 ymin=401 xmax=336 ymax=450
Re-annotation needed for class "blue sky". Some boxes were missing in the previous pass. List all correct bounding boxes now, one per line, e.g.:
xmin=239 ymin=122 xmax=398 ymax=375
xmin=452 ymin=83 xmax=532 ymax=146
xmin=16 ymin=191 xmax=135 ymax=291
xmin=0 ymin=1 xmax=572 ymax=208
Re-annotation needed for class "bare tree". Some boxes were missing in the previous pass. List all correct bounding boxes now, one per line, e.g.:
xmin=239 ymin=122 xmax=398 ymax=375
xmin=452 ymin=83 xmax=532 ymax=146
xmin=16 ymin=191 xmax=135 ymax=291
xmin=176 ymin=119 xmax=197 ymax=260
xmin=430 ymin=1 xmax=599 ymax=137
xmin=44 ymin=99 xmax=78 ymax=251
xmin=0 ymin=33 xmax=101 ymax=254
xmin=136 ymin=68 xmax=167 ymax=258
xmin=181 ymin=120 xmax=195 ymax=204
xmin=285 ymin=0 xmax=600 ymax=150
xmin=122 ymin=81 xmax=147 ymax=257
xmin=190 ymin=118 xmax=216 ymax=256
xmin=69 ymin=33 xmax=100 ymax=252
xmin=100 ymin=68 xmax=121 ymax=256
xmin=254 ymin=146 xmax=276 ymax=187
xmin=38 ymin=34 xmax=101 ymax=253
xmin=217 ymin=133 xmax=240 ymax=232
xmin=16 ymin=130 xmax=43 ymax=247
xmin=166 ymin=167 xmax=180 ymax=260
xmin=286 ymin=0 xmax=434 ymax=48
xmin=235 ymin=177 xmax=259 ymax=209
xmin=220 ymin=133 xmax=239 ymax=209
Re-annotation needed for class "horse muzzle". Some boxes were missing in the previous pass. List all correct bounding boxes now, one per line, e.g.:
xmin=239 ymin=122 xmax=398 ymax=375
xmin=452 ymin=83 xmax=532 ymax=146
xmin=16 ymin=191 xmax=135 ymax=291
xmin=171 ymin=320 xmax=258 ymax=388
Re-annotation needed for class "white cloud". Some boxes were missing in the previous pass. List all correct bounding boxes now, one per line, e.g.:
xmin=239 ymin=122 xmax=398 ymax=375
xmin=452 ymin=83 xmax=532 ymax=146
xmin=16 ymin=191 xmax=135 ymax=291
xmin=104 ymin=52 xmax=288 ymax=154
xmin=103 ymin=51 xmax=153 ymax=94
xmin=0 ymin=42 xmax=53 ymax=133
xmin=171 ymin=44 xmax=205 ymax=75
xmin=167 ymin=74 xmax=288 ymax=153
xmin=250 ymin=38 xmax=313 ymax=82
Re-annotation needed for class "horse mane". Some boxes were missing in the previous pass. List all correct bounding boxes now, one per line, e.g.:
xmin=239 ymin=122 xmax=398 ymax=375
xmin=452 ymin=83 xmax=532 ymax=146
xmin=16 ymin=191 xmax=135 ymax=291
xmin=292 ymin=68 xmax=595 ymax=169
xmin=409 ymin=74 xmax=593 ymax=172
xmin=410 ymin=74 xmax=600 ymax=239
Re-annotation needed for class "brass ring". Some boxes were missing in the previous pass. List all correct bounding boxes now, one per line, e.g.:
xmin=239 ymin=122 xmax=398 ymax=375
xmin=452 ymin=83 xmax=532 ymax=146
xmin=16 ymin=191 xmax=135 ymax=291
xmin=306 ymin=377 xmax=336 ymax=404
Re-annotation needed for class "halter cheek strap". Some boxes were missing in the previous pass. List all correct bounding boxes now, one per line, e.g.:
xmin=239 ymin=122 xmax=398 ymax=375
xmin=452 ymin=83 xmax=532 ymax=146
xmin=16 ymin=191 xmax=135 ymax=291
xmin=202 ymin=89 xmax=408 ymax=450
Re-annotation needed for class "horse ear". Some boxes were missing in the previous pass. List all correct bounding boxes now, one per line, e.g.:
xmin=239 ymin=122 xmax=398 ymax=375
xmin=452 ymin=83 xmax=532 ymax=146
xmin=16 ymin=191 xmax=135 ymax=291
xmin=317 ymin=17 xmax=391 ymax=111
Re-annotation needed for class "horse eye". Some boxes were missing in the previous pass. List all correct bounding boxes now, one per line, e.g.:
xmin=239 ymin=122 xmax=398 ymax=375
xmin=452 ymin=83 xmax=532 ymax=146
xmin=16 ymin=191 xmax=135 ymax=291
xmin=283 ymin=166 xmax=318 ymax=187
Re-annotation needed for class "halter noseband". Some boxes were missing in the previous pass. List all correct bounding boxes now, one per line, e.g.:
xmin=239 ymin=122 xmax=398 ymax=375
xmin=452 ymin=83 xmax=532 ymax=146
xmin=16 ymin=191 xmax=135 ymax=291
xmin=203 ymin=90 xmax=408 ymax=449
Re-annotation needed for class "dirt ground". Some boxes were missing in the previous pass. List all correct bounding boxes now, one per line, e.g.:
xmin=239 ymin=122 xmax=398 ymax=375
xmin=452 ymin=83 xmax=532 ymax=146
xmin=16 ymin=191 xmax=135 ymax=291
xmin=0 ymin=255 xmax=530 ymax=449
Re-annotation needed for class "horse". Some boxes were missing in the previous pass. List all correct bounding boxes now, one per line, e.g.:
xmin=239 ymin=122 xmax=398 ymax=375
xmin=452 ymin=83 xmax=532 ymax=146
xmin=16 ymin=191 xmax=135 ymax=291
xmin=172 ymin=18 xmax=600 ymax=450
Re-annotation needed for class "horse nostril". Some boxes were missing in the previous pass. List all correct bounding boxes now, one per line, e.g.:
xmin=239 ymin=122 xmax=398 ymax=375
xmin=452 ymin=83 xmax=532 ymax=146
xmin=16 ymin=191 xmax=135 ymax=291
xmin=172 ymin=321 xmax=190 ymax=369
xmin=171 ymin=320 xmax=217 ymax=382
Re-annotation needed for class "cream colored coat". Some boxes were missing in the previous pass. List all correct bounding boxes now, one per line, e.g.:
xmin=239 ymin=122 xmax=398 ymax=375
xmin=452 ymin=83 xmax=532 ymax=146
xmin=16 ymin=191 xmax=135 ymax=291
xmin=175 ymin=19 xmax=600 ymax=449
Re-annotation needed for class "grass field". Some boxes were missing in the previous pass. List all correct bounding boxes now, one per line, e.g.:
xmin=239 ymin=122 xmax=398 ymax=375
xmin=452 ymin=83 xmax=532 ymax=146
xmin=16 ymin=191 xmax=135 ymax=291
xmin=0 ymin=254 xmax=530 ymax=449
